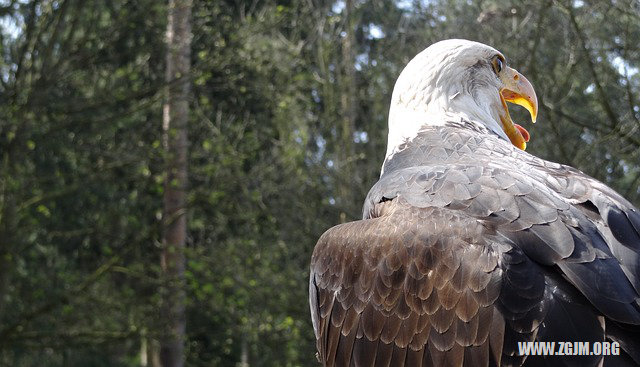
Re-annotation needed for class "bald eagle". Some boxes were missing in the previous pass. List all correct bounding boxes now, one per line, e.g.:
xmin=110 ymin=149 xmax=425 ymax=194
xmin=309 ymin=39 xmax=640 ymax=366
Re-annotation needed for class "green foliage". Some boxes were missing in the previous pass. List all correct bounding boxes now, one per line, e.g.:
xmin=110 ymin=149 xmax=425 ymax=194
xmin=0 ymin=0 xmax=638 ymax=365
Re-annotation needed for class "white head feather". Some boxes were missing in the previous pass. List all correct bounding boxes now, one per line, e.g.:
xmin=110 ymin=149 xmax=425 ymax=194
xmin=385 ymin=39 xmax=508 ymax=163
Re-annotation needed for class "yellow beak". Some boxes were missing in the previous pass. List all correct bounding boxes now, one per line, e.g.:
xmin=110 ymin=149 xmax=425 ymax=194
xmin=498 ymin=66 xmax=538 ymax=150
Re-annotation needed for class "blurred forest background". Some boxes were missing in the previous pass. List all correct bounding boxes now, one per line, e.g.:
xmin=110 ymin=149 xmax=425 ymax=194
xmin=0 ymin=0 xmax=639 ymax=365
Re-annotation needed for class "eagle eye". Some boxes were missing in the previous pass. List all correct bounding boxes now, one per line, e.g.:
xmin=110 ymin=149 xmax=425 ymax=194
xmin=491 ymin=55 xmax=504 ymax=75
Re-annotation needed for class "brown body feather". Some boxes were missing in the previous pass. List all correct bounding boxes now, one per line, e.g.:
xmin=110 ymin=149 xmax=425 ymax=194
xmin=309 ymin=125 xmax=640 ymax=366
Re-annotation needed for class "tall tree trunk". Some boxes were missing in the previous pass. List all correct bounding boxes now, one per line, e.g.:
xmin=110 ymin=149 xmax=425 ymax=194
xmin=0 ymin=185 xmax=16 ymax=318
xmin=339 ymin=0 xmax=357 ymax=222
xmin=161 ymin=0 xmax=192 ymax=366
xmin=240 ymin=335 xmax=249 ymax=367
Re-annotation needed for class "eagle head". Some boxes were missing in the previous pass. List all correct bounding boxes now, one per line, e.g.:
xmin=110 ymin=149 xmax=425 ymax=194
xmin=386 ymin=39 xmax=538 ymax=159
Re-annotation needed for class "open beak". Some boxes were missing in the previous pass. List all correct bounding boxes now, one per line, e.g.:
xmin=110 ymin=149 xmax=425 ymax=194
xmin=498 ymin=66 xmax=538 ymax=150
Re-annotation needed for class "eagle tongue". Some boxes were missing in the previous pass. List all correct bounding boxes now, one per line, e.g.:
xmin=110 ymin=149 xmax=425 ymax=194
xmin=515 ymin=124 xmax=530 ymax=142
